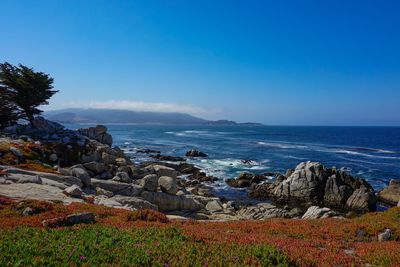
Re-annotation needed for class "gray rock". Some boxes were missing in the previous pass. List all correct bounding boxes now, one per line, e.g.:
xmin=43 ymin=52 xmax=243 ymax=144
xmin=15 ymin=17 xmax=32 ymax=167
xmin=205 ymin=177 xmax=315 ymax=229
xmin=65 ymin=212 xmax=95 ymax=225
xmin=49 ymin=153 xmax=58 ymax=162
xmin=91 ymin=179 xmax=142 ymax=197
xmin=302 ymin=206 xmax=336 ymax=219
xmin=237 ymin=203 xmax=290 ymax=220
xmin=78 ymin=125 xmax=113 ymax=146
xmin=101 ymin=152 xmax=116 ymax=165
xmin=378 ymin=229 xmax=392 ymax=242
xmin=139 ymin=174 xmax=158 ymax=192
xmin=17 ymin=175 xmax=43 ymax=184
xmin=22 ymin=207 xmax=34 ymax=216
xmin=111 ymin=195 xmax=158 ymax=210
xmin=205 ymin=200 xmax=223 ymax=212
xmin=115 ymin=157 xmax=127 ymax=166
xmin=95 ymin=187 xmax=114 ymax=197
xmin=112 ymin=172 xmax=132 ymax=183
xmin=71 ymin=167 xmax=91 ymax=187
xmin=140 ymin=191 xmax=203 ymax=211
xmin=153 ymin=165 xmax=177 ymax=179
xmin=63 ymin=184 xmax=83 ymax=198
xmin=346 ymin=186 xmax=376 ymax=212
xmin=83 ymin=161 xmax=105 ymax=174
xmin=186 ymin=149 xmax=208 ymax=157
xmin=158 ymin=176 xmax=178 ymax=195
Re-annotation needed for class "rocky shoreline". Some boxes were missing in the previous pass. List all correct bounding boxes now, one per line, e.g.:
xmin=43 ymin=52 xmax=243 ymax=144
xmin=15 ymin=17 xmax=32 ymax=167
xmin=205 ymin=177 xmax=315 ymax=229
xmin=1 ymin=117 xmax=399 ymax=221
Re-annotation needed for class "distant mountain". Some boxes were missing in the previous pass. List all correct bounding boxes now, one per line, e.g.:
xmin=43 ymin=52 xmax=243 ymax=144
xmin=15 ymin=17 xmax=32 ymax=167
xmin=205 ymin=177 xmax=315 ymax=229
xmin=44 ymin=108 xmax=262 ymax=126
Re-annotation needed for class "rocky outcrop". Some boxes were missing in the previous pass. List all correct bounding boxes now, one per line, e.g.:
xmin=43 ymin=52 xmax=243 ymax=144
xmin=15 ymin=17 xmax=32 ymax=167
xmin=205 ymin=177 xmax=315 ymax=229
xmin=138 ymin=174 xmax=158 ymax=192
xmin=237 ymin=203 xmax=291 ymax=220
xmin=140 ymin=191 xmax=203 ymax=212
xmin=249 ymin=161 xmax=376 ymax=212
xmin=158 ymin=176 xmax=178 ymax=195
xmin=226 ymin=172 xmax=268 ymax=188
xmin=91 ymin=179 xmax=143 ymax=197
xmin=78 ymin=125 xmax=113 ymax=146
xmin=378 ymin=179 xmax=400 ymax=206
xmin=186 ymin=149 xmax=208 ymax=157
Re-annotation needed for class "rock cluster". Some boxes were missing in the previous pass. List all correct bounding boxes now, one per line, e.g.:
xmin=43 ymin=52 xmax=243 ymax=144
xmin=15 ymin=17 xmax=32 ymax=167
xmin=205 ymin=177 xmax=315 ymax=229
xmin=78 ymin=125 xmax=113 ymax=146
xmin=378 ymin=179 xmax=400 ymax=206
xmin=249 ymin=161 xmax=377 ymax=213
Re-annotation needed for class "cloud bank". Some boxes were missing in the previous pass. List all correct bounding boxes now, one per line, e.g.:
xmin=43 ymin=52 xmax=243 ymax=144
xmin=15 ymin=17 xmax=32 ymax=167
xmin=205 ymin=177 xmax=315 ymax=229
xmin=54 ymin=100 xmax=216 ymax=116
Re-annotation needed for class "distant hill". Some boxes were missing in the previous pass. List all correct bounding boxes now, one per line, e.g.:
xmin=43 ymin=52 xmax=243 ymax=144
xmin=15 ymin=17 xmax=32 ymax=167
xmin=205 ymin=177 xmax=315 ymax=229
xmin=44 ymin=108 xmax=262 ymax=126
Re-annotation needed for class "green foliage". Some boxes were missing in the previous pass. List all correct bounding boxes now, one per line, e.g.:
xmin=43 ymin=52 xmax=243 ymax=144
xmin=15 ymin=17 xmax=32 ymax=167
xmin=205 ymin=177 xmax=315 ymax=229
xmin=0 ymin=62 xmax=58 ymax=124
xmin=0 ymin=226 xmax=290 ymax=266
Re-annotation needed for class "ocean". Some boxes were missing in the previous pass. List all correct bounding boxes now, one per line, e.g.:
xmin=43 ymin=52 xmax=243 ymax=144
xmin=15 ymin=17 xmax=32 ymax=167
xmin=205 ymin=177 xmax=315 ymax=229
xmin=65 ymin=124 xmax=400 ymax=197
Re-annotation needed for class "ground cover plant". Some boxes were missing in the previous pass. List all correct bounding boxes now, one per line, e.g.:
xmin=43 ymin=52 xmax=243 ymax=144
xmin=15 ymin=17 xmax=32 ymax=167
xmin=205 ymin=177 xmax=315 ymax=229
xmin=0 ymin=197 xmax=399 ymax=266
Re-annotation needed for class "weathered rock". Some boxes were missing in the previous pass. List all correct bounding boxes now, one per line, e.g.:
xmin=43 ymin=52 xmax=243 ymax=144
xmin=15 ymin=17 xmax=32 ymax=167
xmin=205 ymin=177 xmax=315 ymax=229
xmin=237 ymin=203 xmax=290 ymax=220
xmin=378 ymin=179 xmax=400 ymax=206
xmin=252 ymin=161 xmax=376 ymax=212
xmin=140 ymin=191 xmax=203 ymax=211
xmin=43 ymin=212 xmax=95 ymax=227
xmin=91 ymin=179 xmax=142 ymax=197
xmin=111 ymin=195 xmax=158 ymax=210
xmin=378 ymin=229 xmax=392 ymax=242
xmin=153 ymin=165 xmax=178 ymax=179
xmin=205 ymin=200 xmax=223 ymax=212
xmin=226 ymin=172 xmax=267 ymax=188
xmin=71 ymin=167 xmax=91 ymax=187
xmin=302 ymin=206 xmax=337 ymax=219
xmin=101 ymin=152 xmax=116 ymax=165
xmin=112 ymin=172 xmax=132 ymax=183
xmin=186 ymin=149 xmax=208 ymax=157
xmin=17 ymin=175 xmax=43 ymax=184
xmin=78 ymin=125 xmax=113 ymax=146
xmin=346 ymin=186 xmax=377 ymax=212
xmin=83 ymin=161 xmax=105 ymax=174
xmin=158 ymin=176 xmax=179 ymax=195
xmin=49 ymin=153 xmax=58 ymax=162
xmin=9 ymin=147 xmax=23 ymax=157
xmin=139 ymin=174 xmax=158 ymax=192
xmin=95 ymin=187 xmax=114 ymax=197
xmin=63 ymin=184 xmax=83 ymax=198
xmin=115 ymin=157 xmax=127 ymax=166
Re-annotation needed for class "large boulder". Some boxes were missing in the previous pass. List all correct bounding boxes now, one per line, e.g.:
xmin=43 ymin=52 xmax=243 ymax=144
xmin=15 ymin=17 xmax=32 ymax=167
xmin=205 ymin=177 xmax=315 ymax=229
xmin=78 ymin=125 xmax=113 ymax=146
xmin=378 ymin=180 xmax=400 ymax=206
xmin=63 ymin=184 xmax=83 ymax=198
xmin=91 ymin=179 xmax=142 ymax=197
xmin=140 ymin=191 xmax=203 ymax=211
xmin=158 ymin=176 xmax=179 ymax=195
xmin=71 ymin=167 xmax=91 ymax=187
xmin=237 ymin=203 xmax=291 ymax=220
xmin=139 ymin=174 xmax=158 ymax=192
xmin=250 ymin=161 xmax=376 ymax=212
xmin=152 ymin=165 xmax=178 ymax=179
xmin=226 ymin=172 xmax=267 ymax=188
xmin=83 ymin=161 xmax=105 ymax=174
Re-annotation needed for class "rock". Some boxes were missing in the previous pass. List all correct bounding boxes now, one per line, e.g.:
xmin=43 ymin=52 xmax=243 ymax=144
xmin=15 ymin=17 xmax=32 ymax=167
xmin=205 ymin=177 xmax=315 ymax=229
xmin=253 ymin=161 xmax=376 ymax=213
xmin=153 ymin=165 xmax=178 ymax=179
xmin=398 ymin=200 xmax=400 ymax=207
xmin=150 ymin=154 xmax=186 ymax=162
xmin=205 ymin=200 xmax=223 ymax=212
xmin=9 ymin=147 xmax=23 ymax=157
xmin=115 ymin=157 xmax=127 ymax=166
xmin=49 ymin=153 xmax=58 ymax=162
xmin=237 ymin=203 xmax=290 ymax=220
xmin=111 ymin=195 xmax=158 ymax=210
xmin=71 ymin=167 xmax=91 ymax=187
xmin=302 ymin=206 xmax=337 ymax=219
xmin=91 ymin=179 xmax=142 ymax=197
xmin=140 ymin=191 xmax=203 ymax=211
xmin=112 ymin=172 xmax=132 ymax=183
xmin=186 ymin=149 xmax=208 ymax=157
xmin=378 ymin=229 xmax=392 ymax=242
xmin=83 ymin=162 xmax=105 ymax=174
xmin=78 ymin=125 xmax=113 ymax=146
xmin=31 ymin=116 xmax=64 ymax=134
xmin=43 ymin=212 xmax=95 ymax=227
xmin=158 ymin=176 xmax=179 ymax=195
xmin=139 ymin=174 xmax=158 ymax=192
xmin=226 ymin=172 xmax=267 ymax=188
xmin=378 ymin=179 xmax=400 ymax=206
xmin=63 ymin=184 xmax=83 ymax=198
xmin=95 ymin=187 xmax=114 ymax=197
xmin=22 ymin=207 xmax=34 ymax=216
xmin=17 ymin=175 xmax=43 ymax=184
xmin=345 ymin=186 xmax=377 ymax=212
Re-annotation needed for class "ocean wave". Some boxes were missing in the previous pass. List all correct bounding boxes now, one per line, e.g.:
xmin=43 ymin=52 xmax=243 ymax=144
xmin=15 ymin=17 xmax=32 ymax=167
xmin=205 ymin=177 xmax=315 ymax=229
xmin=257 ymin=141 xmax=308 ymax=149
xmin=325 ymin=149 xmax=399 ymax=160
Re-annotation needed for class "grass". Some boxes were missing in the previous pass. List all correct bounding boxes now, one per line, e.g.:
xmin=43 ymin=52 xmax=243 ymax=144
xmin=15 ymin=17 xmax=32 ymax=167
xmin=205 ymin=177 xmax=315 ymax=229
xmin=0 ymin=196 xmax=399 ymax=266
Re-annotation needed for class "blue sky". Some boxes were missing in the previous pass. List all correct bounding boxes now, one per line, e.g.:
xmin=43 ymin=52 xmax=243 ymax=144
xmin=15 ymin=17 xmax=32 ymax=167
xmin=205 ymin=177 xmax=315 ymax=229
xmin=1 ymin=0 xmax=400 ymax=125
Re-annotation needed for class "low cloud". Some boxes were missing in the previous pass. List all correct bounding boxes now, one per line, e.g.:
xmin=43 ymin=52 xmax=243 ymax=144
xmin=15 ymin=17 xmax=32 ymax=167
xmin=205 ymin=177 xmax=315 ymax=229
xmin=55 ymin=100 xmax=216 ymax=116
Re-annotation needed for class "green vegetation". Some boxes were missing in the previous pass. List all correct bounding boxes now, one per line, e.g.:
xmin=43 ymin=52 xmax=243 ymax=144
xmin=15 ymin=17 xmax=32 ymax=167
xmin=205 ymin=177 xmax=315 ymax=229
xmin=0 ymin=226 xmax=290 ymax=267
xmin=0 ymin=62 xmax=58 ymax=128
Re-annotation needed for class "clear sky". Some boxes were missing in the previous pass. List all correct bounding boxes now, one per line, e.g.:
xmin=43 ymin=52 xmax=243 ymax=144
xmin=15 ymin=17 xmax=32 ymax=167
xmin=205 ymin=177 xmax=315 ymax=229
xmin=1 ymin=0 xmax=400 ymax=125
